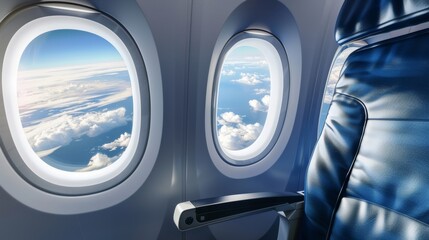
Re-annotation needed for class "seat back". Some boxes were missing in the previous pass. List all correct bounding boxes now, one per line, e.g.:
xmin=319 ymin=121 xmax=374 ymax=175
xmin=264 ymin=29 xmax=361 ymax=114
xmin=305 ymin=1 xmax=429 ymax=239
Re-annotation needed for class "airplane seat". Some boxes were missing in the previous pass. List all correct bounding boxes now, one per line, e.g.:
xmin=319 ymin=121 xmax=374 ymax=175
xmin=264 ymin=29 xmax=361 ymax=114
xmin=305 ymin=0 xmax=429 ymax=238
xmin=174 ymin=1 xmax=429 ymax=239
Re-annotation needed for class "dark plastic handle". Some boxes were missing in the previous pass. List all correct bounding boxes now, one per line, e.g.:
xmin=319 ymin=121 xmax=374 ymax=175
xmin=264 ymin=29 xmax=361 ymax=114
xmin=174 ymin=192 xmax=304 ymax=231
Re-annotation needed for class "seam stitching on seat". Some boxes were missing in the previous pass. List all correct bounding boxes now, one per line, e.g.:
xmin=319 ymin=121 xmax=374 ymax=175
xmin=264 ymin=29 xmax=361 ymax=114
xmin=325 ymin=93 xmax=368 ymax=239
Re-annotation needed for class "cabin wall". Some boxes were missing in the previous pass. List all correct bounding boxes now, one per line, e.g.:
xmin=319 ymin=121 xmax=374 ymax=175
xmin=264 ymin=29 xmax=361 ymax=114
xmin=0 ymin=0 xmax=342 ymax=239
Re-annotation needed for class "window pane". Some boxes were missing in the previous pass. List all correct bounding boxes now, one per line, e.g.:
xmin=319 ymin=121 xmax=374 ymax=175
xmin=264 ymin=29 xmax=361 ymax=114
xmin=18 ymin=29 xmax=133 ymax=172
xmin=318 ymin=42 xmax=366 ymax=135
xmin=216 ymin=45 xmax=271 ymax=151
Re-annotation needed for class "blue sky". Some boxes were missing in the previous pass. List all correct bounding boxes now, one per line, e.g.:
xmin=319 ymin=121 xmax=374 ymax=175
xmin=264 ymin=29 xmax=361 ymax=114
xmin=19 ymin=29 xmax=122 ymax=70
xmin=216 ymin=45 xmax=271 ymax=150
xmin=224 ymin=46 xmax=263 ymax=61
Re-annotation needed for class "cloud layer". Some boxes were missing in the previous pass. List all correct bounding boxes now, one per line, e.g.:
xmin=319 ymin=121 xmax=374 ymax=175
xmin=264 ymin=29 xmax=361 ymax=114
xmin=26 ymin=108 xmax=128 ymax=154
xmin=18 ymin=61 xmax=132 ymax=125
xmin=16 ymin=61 xmax=134 ymax=163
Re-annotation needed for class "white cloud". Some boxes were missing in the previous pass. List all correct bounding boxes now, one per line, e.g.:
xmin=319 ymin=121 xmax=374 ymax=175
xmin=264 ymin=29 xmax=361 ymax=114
xmin=25 ymin=108 xmax=128 ymax=154
xmin=217 ymin=112 xmax=243 ymax=125
xmin=249 ymin=95 xmax=270 ymax=112
xmin=221 ymin=69 xmax=235 ymax=76
xmin=36 ymin=146 xmax=61 ymax=158
xmin=262 ymin=95 xmax=270 ymax=107
xmin=249 ymin=100 xmax=264 ymax=112
xmin=102 ymin=132 xmax=131 ymax=151
xmin=217 ymin=111 xmax=263 ymax=150
xmin=232 ymin=73 xmax=262 ymax=85
xmin=75 ymin=153 xmax=119 ymax=172
xmin=217 ymin=122 xmax=262 ymax=150
xmin=254 ymin=88 xmax=270 ymax=95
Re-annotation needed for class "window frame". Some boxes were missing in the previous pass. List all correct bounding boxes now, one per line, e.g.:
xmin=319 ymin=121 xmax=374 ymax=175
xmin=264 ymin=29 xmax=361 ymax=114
xmin=0 ymin=3 xmax=150 ymax=196
xmin=317 ymin=41 xmax=367 ymax=136
xmin=211 ymin=30 xmax=290 ymax=166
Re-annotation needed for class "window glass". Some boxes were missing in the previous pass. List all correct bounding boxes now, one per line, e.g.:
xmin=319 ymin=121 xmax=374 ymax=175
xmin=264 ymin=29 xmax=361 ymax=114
xmin=216 ymin=45 xmax=270 ymax=150
xmin=318 ymin=42 xmax=366 ymax=135
xmin=214 ymin=33 xmax=287 ymax=164
xmin=17 ymin=29 xmax=133 ymax=172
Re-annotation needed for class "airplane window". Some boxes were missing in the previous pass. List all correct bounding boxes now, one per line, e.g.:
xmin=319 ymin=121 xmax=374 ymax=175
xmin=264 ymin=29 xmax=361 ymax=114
xmin=213 ymin=31 xmax=287 ymax=165
xmin=17 ymin=29 xmax=132 ymax=172
xmin=318 ymin=42 xmax=366 ymax=136
xmin=0 ymin=3 xmax=160 ymax=213
xmin=1 ymin=11 xmax=151 ymax=195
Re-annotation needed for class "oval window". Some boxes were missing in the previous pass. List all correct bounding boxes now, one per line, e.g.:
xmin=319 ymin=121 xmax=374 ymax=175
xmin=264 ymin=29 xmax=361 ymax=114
xmin=213 ymin=31 xmax=288 ymax=165
xmin=0 ymin=3 xmax=160 ymax=214
xmin=318 ymin=41 xmax=366 ymax=136
xmin=1 ymin=9 xmax=150 ymax=196
xmin=18 ymin=29 xmax=133 ymax=172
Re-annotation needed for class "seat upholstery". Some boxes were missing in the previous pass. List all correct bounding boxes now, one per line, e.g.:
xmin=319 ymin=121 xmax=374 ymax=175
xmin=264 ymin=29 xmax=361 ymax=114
xmin=305 ymin=1 xmax=429 ymax=239
xmin=335 ymin=0 xmax=429 ymax=44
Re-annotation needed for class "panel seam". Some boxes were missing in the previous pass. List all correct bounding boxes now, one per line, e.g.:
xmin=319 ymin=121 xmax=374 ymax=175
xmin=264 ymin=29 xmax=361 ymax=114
xmin=183 ymin=0 xmax=194 ymax=239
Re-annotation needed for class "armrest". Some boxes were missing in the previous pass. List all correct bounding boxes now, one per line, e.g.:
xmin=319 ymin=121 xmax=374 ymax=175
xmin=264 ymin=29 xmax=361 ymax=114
xmin=174 ymin=192 xmax=304 ymax=231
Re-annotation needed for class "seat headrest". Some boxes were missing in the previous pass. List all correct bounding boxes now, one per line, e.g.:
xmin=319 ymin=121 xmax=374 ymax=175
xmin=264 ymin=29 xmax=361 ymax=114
xmin=335 ymin=0 xmax=429 ymax=44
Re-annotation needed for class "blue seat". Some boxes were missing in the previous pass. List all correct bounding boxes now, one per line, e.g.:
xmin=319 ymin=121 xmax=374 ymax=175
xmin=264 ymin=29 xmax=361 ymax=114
xmin=305 ymin=0 xmax=429 ymax=238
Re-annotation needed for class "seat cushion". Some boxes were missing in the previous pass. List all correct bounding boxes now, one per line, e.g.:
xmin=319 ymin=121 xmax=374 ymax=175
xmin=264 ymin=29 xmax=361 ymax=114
xmin=305 ymin=28 xmax=429 ymax=239
xmin=332 ymin=197 xmax=429 ymax=239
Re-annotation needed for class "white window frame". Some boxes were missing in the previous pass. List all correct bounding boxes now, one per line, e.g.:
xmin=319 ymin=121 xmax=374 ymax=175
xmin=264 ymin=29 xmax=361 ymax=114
xmin=206 ymin=30 xmax=293 ymax=178
xmin=317 ymin=41 xmax=367 ymax=136
xmin=0 ymin=3 xmax=162 ymax=214
xmin=213 ymin=34 xmax=284 ymax=164
xmin=3 ymin=15 xmax=141 ymax=188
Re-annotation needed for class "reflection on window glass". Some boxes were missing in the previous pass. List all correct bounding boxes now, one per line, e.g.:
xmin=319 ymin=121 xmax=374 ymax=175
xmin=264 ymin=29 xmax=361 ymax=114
xmin=318 ymin=42 xmax=366 ymax=135
xmin=18 ymin=30 xmax=133 ymax=172
xmin=216 ymin=45 xmax=271 ymax=151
